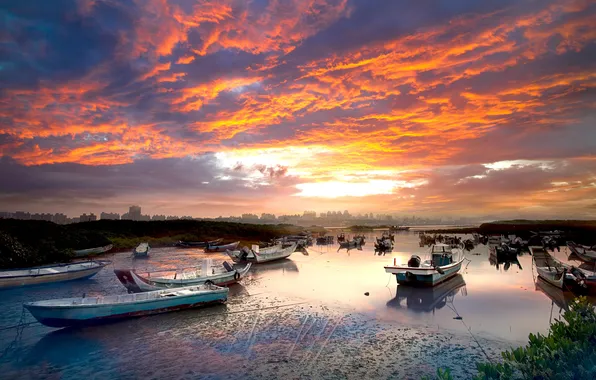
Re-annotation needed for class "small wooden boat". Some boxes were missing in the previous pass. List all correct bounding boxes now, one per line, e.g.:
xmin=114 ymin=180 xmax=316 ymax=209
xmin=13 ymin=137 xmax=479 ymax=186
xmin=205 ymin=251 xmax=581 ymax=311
xmin=24 ymin=283 xmax=228 ymax=328
xmin=384 ymin=244 xmax=465 ymax=287
xmin=226 ymin=243 xmax=297 ymax=263
xmin=175 ymin=239 xmax=222 ymax=248
xmin=337 ymin=239 xmax=363 ymax=252
xmin=133 ymin=242 xmax=150 ymax=258
xmin=114 ymin=261 xmax=252 ymax=292
xmin=73 ymin=244 xmax=113 ymax=257
xmin=0 ymin=260 xmax=111 ymax=289
xmin=530 ymin=246 xmax=587 ymax=293
xmin=567 ymin=241 xmax=596 ymax=263
xmin=204 ymin=241 xmax=239 ymax=253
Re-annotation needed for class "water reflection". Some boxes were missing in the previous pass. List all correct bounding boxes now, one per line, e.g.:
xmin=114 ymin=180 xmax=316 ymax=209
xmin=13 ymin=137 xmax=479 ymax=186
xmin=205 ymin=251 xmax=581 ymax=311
xmin=386 ymin=275 xmax=466 ymax=313
xmin=488 ymin=247 xmax=523 ymax=272
xmin=534 ymin=278 xmax=575 ymax=313
xmin=249 ymin=259 xmax=299 ymax=274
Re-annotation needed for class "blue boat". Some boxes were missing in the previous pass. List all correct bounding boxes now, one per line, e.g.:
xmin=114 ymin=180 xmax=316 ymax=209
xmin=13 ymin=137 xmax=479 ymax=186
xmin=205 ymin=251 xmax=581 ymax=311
xmin=384 ymin=244 xmax=466 ymax=287
xmin=24 ymin=283 xmax=228 ymax=328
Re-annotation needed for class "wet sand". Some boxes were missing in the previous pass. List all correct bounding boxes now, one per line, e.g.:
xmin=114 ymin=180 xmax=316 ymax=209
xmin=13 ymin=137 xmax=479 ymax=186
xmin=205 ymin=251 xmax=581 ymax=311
xmin=0 ymin=232 xmax=582 ymax=379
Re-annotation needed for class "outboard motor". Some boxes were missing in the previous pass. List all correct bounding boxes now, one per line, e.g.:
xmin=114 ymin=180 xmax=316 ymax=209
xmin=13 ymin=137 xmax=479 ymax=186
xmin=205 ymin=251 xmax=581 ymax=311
xmin=240 ymin=246 xmax=251 ymax=260
xmin=408 ymin=255 xmax=421 ymax=268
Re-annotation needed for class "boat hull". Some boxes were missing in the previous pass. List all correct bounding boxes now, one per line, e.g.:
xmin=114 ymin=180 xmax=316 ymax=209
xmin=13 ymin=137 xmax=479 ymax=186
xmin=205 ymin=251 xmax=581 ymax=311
xmin=73 ymin=244 xmax=113 ymax=258
xmin=385 ymin=259 xmax=464 ymax=287
xmin=0 ymin=261 xmax=110 ymax=290
xmin=204 ymin=242 xmax=240 ymax=253
xmin=226 ymin=243 xmax=296 ymax=264
xmin=114 ymin=263 xmax=251 ymax=292
xmin=24 ymin=290 xmax=228 ymax=328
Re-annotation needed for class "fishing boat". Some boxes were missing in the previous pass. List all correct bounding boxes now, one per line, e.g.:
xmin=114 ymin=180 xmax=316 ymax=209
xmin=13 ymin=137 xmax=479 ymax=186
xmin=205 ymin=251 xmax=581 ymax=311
xmin=530 ymin=246 xmax=587 ymax=293
xmin=384 ymin=244 xmax=466 ymax=287
xmin=0 ymin=260 xmax=111 ymax=289
xmin=133 ymin=242 xmax=150 ymax=258
xmin=114 ymin=260 xmax=252 ymax=293
xmin=204 ymin=241 xmax=239 ymax=253
xmin=386 ymin=274 xmax=466 ymax=313
xmin=73 ymin=244 xmax=113 ymax=258
xmin=390 ymin=226 xmax=410 ymax=232
xmin=226 ymin=242 xmax=297 ymax=263
xmin=24 ymin=283 xmax=228 ymax=328
xmin=567 ymin=241 xmax=596 ymax=263
xmin=174 ymin=239 xmax=222 ymax=248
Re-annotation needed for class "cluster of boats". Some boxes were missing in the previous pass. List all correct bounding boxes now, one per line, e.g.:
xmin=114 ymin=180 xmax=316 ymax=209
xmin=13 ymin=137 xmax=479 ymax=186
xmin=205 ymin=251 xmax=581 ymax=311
xmin=3 ymin=228 xmax=595 ymax=330
xmin=1 ymin=237 xmax=311 ymax=329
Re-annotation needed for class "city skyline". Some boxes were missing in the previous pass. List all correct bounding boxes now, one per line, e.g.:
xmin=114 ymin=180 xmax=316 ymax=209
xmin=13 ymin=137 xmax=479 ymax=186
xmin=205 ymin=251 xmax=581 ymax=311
xmin=1 ymin=1 xmax=595 ymax=219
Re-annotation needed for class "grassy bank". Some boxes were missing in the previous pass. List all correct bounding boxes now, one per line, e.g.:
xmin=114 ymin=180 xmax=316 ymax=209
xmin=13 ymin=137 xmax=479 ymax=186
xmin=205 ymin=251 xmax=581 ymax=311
xmin=0 ymin=219 xmax=323 ymax=269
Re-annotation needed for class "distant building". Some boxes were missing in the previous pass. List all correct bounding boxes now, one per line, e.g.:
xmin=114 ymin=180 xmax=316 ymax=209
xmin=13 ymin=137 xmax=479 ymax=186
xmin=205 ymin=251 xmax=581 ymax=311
xmin=71 ymin=217 xmax=80 ymax=223
xmin=260 ymin=213 xmax=276 ymax=221
xmin=303 ymin=211 xmax=317 ymax=219
xmin=0 ymin=212 xmax=11 ymax=219
xmin=100 ymin=212 xmax=120 ymax=220
xmin=129 ymin=205 xmax=142 ymax=221
xmin=14 ymin=211 xmax=31 ymax=220
xmin=79 ymin=213 xmax=97 ymax=222
xmin=139 ymin=214 xmax=151 ymax=221
xmin=241 ymin=213 xmax=259 ymax=220
xmin=152 ymin=215 xmax=166 ymax=221
xmin=53 ymin=213 xmax=68 ymax=224
xmin=166 ymin=216 xmax=179 ymax=220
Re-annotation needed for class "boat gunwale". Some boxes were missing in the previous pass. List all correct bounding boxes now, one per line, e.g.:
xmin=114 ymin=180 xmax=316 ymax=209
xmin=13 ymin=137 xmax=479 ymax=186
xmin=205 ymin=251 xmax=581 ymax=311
xmin=24 ymin=286 xmax=229 ymax=309
xmin=384 ymin=257 xmax=465 ymax=274
xmin=132 ymin=262 xmax=252 ymax=285
xmin=0 ymin=260 xmax=111 ymax=279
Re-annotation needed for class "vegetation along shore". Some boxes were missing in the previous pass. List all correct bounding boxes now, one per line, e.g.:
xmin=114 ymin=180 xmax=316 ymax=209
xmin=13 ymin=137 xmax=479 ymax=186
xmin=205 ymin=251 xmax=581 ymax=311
xmin=0 ymin=219 xmax=324 ymax=269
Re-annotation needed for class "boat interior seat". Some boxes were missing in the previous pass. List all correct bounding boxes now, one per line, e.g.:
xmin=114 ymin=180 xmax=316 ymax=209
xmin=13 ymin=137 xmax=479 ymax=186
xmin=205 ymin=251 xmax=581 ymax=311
xmin=222 ymin=261 xmax=234 ymax=272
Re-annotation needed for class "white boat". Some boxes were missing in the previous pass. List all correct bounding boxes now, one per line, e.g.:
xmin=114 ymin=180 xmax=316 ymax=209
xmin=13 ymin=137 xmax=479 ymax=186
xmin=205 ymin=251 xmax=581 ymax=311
xmin=204 ymin=241 xmax=240 ymax=253
xmin=384 ymin=244 xmax=465 ymax=287
xmin=114 ymin=260 xmax=252 ymax=292
xmin=530 ymin=246 xmax=587 ymax=292
xmin=73 ymin=244 xmax=113 ymax=257
xmin=133 ymin=242 xmax=150 ymax=258
xmin=24 ymin=283 xmax=228 ymax=328
xmin=0 ymin=260 xmax=111 ymax=289
xmin=226 ymin=242 xmax=297 ymax=263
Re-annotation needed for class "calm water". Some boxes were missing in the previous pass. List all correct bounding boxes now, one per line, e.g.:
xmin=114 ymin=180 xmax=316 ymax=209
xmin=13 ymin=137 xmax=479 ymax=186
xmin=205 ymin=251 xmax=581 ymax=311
xmin=0 ymin=232 xmax=587 ymax=379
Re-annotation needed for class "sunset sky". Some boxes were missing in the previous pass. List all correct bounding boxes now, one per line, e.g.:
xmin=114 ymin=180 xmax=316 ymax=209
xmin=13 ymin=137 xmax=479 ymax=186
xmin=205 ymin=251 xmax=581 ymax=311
xmin=1 ymin=0 xmax=595 ymax=218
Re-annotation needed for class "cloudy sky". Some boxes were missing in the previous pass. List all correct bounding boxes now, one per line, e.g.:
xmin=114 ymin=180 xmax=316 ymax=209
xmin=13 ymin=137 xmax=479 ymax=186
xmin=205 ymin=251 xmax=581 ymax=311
xmin=1 ymin=0 xmax=595 ymax=218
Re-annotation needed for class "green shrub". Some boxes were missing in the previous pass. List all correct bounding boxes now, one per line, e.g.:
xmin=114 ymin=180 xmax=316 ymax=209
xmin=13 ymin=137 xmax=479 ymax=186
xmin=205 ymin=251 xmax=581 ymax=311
xmin=475 ymin=297 xmax=596 ymax=380
xmin=426 ymin=298 xmax=596 ymax=380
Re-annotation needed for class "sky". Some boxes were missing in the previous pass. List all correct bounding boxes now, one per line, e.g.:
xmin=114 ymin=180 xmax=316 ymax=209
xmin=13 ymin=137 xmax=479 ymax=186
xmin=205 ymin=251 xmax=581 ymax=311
xmin=1 ymin=0 xmax=595 ymax=219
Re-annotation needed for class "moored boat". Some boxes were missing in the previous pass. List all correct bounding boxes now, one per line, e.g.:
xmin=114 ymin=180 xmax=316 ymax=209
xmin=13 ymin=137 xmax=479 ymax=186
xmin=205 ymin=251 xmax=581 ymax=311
xmin=0 ymin=260 xmax=111 ymax=289
xmin=530 ymin=246 xmax=587 ymax=293
xmin=226 ymin=242 xmax=297 ymax=263
xmin=204 ymin=241 xmax=239 ymax=253
xmin=567 ymin=241 xmax=596 ymax=263
xmin=384 ymin=244 xmax=465 ymax=287
xmin=24 ymin=283 xmax=228 ymax=328
xmin=73 ymin=244 xmax=113 ymax=257
xmin=175 ymin=239 xmax=222 ymax=248
xmin=114 ymin=261 xmax=252 ymax=292
xmin=133 ymin=242 xmax=150 ymax=258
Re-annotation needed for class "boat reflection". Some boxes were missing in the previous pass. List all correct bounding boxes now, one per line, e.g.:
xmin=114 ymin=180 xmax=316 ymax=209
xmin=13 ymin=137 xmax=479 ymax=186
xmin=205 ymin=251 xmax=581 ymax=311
xmin=489 ymin=247 xmax=522 ymax=271
xmin=386 ymin=275 xmax=466 ymax=313
xmin=25 ymin=327 xmax=105 ymax=366
xmin=249 ymin=259 xmax=299 ymax=274
xmin=534 ymin=278 xmax=576 ymax=313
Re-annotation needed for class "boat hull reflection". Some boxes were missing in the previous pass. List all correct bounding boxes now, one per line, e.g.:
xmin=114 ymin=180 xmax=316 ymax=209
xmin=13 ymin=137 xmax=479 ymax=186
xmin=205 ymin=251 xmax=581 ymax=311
xmin=387 ymin=275 xmax=466 ymax=313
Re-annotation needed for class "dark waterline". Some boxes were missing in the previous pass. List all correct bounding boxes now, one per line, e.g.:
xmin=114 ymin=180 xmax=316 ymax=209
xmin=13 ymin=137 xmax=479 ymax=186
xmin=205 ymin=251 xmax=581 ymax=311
xmin=0 ymin=232 xmax=588 ymax=379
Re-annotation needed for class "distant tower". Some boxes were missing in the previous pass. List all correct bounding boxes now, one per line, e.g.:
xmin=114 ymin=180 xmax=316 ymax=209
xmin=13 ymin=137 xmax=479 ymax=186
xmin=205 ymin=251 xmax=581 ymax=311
xmin=129 ymin=205 xmax=142 ymax=221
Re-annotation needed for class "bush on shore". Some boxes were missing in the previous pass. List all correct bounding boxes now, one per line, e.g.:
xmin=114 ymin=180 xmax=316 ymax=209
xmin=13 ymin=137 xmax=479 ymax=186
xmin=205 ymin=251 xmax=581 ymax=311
xmin=424 ymin=297 xmax=596 ymax=380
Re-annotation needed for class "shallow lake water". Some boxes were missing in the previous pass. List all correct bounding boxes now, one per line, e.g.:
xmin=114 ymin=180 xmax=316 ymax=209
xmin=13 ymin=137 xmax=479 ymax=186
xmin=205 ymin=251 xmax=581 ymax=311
xmin=0 ymin=231 xmax=590 ymax=379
